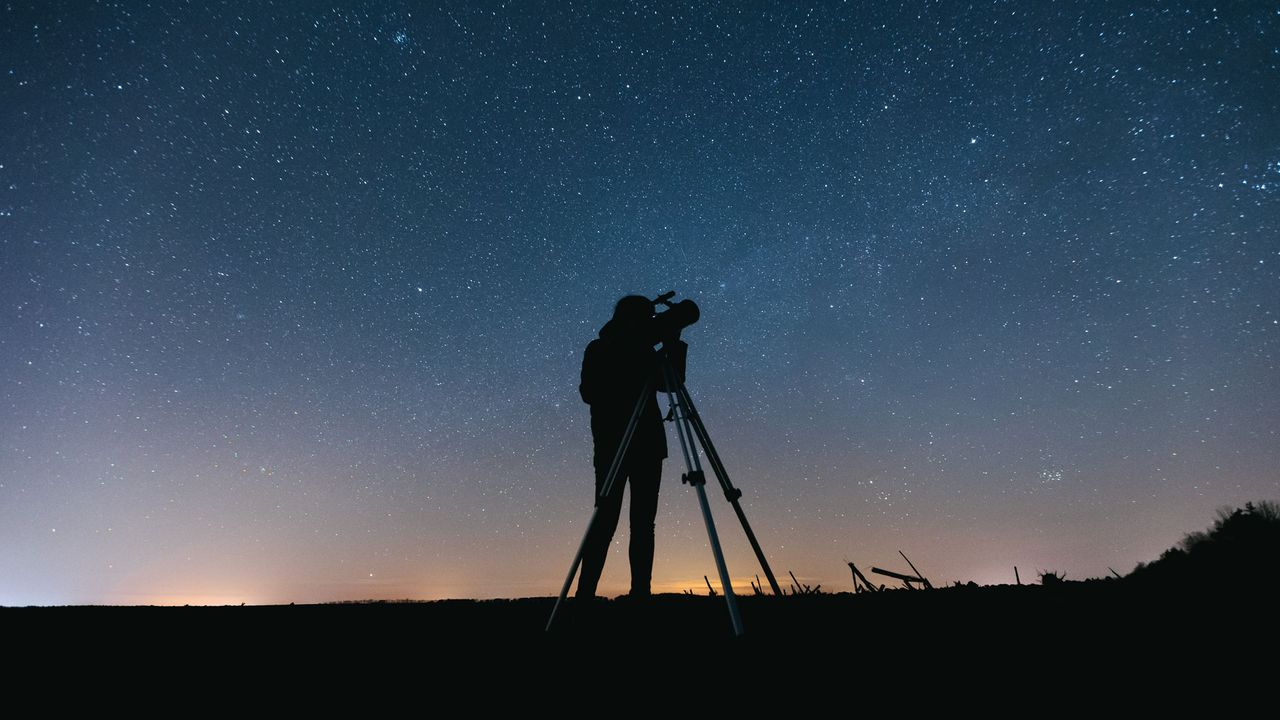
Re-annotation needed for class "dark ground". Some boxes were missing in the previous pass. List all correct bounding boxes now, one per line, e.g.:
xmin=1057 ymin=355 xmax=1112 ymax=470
xmin=5 ymin=582 xmax=1274 ymax=698
xmin=9 ymin=507 xmax=1275 ymax=691
xmin=7 ymin=581 xmax=1272 ymax=649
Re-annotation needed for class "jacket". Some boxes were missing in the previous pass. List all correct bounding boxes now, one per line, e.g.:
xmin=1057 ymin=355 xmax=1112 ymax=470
xmin=580 ymin=320 xmax=687 ymax=468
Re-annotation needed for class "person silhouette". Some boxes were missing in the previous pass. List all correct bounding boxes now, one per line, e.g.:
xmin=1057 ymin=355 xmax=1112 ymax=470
xmin=576 ymin=295 xmax=687 ymax=599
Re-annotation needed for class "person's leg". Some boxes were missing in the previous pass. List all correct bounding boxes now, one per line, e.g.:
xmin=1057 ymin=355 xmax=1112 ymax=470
xmin=627 ymin=458 xmax=663 ymax=596
xmin=577 ymin=456 xmax=626 ymax=598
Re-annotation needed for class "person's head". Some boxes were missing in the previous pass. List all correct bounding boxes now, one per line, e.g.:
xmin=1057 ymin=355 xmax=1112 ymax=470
xmin=612 ymin=295 xmax=654 ymax=334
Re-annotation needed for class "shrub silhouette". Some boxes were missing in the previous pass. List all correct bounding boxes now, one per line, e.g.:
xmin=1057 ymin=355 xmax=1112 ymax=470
xmin=1039 ymin=570 xmax=1066 ymax=585
xmin=1128 ymin=501 xmax=1280 ymax=591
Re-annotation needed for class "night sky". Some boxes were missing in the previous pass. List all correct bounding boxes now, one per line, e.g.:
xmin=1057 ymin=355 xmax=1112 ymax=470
xmin=2 ymin=1 xmax=1277 ymax=606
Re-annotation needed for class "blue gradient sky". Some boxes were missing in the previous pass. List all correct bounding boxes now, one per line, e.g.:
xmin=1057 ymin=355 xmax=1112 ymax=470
xmin=2 ymin=1 xmax=1277 ymax=605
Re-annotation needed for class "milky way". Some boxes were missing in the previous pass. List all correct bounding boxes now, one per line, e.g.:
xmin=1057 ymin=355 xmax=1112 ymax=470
xmin=2 ymin=2 xmax=1277 ymax=604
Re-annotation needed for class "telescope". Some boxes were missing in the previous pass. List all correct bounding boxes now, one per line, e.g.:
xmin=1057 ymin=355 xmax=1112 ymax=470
xmin=649 ymin=292 xmax=699 ymax=345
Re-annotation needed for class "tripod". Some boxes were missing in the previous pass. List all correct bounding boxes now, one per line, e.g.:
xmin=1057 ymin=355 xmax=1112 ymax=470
xmin=546 ymin=345 xmax=783 ymax=636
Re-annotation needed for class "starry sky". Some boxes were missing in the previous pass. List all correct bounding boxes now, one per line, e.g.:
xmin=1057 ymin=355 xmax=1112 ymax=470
xmin=2 ymin=1 xmax=1277 ymax=606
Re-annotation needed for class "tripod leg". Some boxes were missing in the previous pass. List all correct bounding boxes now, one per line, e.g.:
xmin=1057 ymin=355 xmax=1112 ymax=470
xmin=662 ymin=361 xmax=744 ymax=637
xmin=546 ymin=379 xmax=654 ymax=632
xmin=691 ymin=480 xmax=743 ymax=636
xmin=675 ymin=381 xmax=785 ymax=597
xmin=545 ymin=505 xmax=600 ymax=632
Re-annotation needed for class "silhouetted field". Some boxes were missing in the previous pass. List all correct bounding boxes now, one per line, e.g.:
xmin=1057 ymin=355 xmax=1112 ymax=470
xmin=7 ymin=504 xmax=1276 ymax=670
xmin=5 ymin=582 xmax=1276 ymax=691
xmin=6 ymin=581 xmax=1272 ymax=646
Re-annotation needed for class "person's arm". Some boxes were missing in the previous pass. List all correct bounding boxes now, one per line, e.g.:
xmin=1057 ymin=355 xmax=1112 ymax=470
xmin=654 ymin=339 xmax=687 ymax=392
xmin=579 ymin=340 xmax=603 ymax=405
